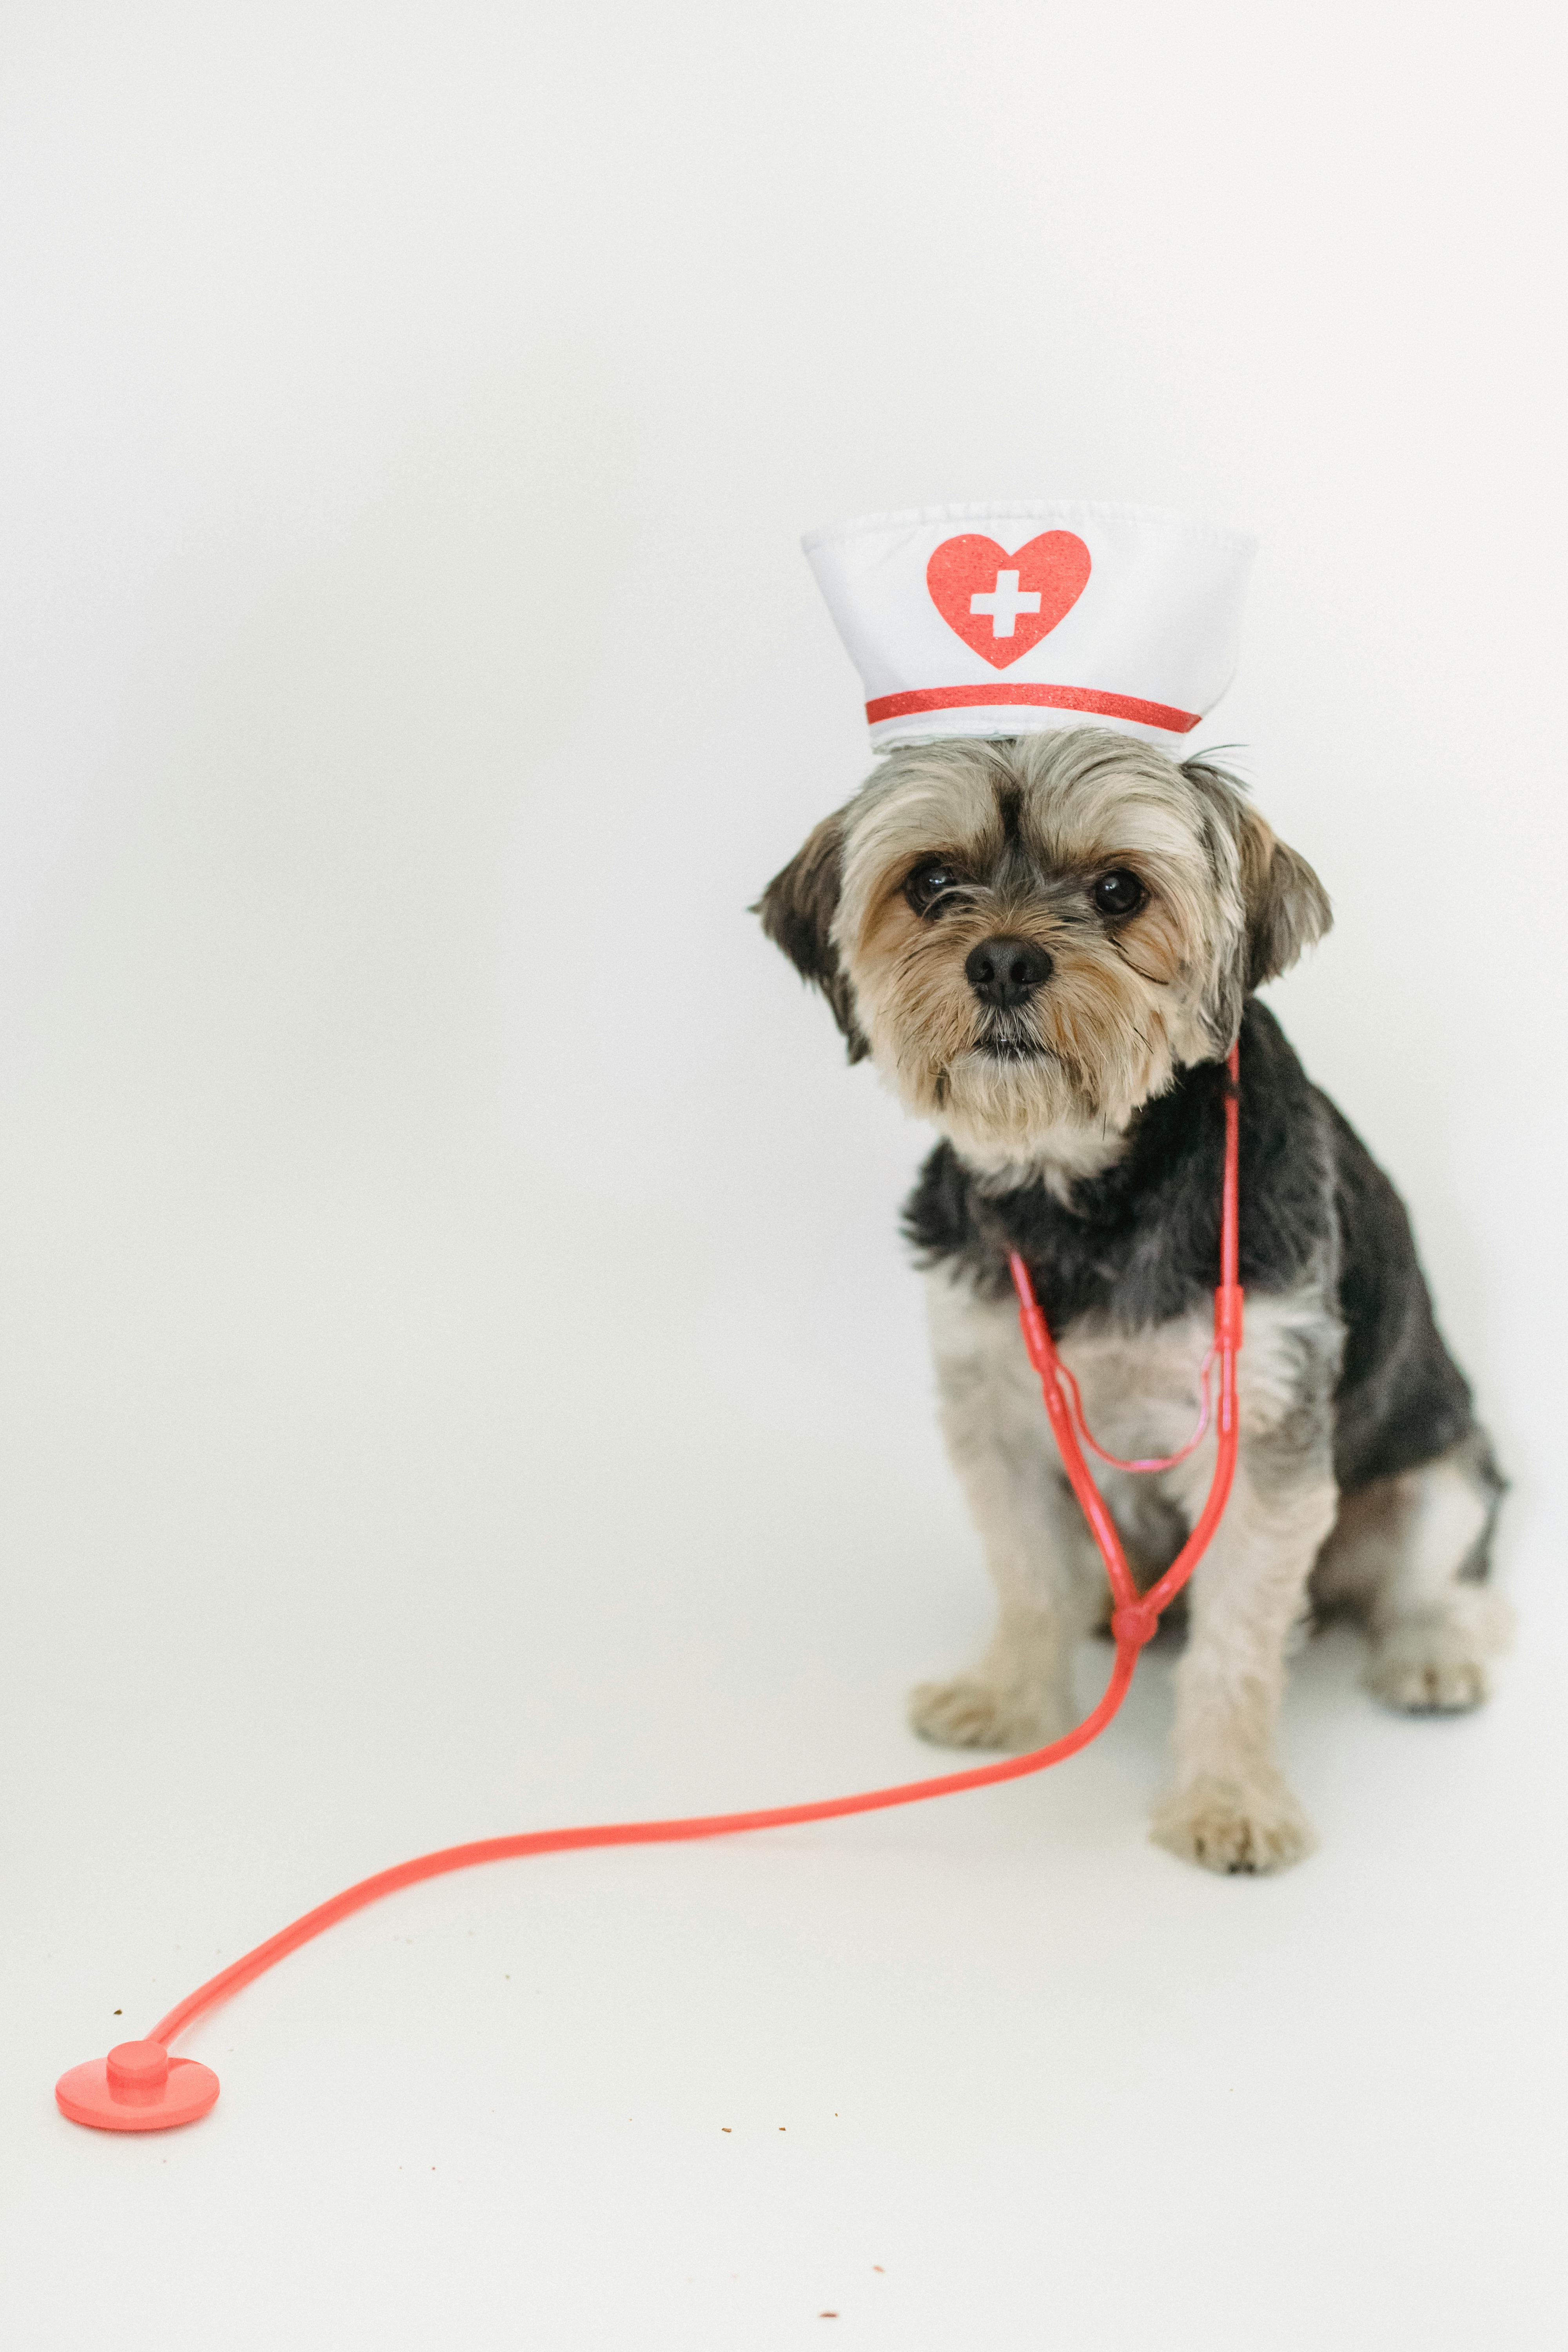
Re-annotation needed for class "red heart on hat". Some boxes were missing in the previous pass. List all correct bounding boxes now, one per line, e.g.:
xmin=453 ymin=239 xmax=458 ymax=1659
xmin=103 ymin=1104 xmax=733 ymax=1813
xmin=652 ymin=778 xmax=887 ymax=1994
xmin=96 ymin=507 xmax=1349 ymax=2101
xmin=926 ymin=532 xmax=1092 ymax=668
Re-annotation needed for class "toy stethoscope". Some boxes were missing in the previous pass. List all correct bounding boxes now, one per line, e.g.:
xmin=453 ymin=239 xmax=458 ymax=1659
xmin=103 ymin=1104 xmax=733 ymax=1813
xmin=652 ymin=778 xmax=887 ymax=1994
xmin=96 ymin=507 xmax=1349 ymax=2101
xmin=54 ymin=1048 xmax=1243 ymax=2132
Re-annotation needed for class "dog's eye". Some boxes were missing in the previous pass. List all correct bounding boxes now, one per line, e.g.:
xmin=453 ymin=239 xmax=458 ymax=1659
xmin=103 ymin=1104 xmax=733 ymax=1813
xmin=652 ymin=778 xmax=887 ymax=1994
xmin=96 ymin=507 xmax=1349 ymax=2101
xmin=1091 ymin=869 xmax=1146 ymax=917
xmin=905 ymin=858 xmax=964 ymax=916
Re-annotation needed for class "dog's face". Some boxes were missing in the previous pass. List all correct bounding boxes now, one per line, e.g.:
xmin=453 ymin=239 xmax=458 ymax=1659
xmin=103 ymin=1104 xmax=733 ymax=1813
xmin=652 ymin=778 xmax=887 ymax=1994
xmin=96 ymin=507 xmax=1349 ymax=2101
xmin=757 ymin=730 xmax=1329 ymax=1166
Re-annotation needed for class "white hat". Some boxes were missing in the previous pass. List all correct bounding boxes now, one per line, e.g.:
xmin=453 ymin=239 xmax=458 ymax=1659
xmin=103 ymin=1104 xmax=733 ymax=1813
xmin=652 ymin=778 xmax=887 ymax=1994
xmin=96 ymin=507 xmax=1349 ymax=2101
xmin=804 ymin=501 xmax=1255 ymax=754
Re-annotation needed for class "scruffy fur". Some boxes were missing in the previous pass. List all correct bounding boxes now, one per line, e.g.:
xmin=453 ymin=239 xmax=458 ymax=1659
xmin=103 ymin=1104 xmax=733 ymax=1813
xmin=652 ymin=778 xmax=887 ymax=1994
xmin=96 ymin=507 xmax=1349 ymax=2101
xmin=757 ymin=730 xmax=1506 ymax=1873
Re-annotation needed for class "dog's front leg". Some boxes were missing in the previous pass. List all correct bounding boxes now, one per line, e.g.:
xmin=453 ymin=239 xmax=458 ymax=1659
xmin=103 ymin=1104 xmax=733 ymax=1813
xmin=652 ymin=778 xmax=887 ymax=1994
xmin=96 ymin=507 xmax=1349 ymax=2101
xmin=1151 ymin=1438 xmax=1338 ymax=1875
xmin=911 ymin=1272 xmax=1107 ymax=1751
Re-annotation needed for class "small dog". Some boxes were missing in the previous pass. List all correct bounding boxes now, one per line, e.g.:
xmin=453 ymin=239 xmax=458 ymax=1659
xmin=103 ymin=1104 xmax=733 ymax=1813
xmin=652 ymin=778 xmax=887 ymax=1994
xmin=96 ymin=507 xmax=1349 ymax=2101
xmin=757 ymin=727 xmax=1506 ymax=1872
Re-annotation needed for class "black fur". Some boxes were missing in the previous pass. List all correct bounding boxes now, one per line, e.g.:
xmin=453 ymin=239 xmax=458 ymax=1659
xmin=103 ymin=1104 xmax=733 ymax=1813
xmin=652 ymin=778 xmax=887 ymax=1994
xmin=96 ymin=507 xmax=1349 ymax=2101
xmin=752 ymin=811 xmax=869 ymax=1062
xmin=903 ymin=1000 xmax=1483 ymax=1496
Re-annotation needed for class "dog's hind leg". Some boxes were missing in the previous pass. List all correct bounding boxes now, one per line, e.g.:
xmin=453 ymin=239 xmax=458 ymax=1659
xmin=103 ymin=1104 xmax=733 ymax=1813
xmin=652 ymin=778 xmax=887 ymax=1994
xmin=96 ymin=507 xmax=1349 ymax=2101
xmin=1313 ymin=1435 xmax=1509 ymax=1713
xmin=911 ymin=1269 xmax=1107 ymax=1751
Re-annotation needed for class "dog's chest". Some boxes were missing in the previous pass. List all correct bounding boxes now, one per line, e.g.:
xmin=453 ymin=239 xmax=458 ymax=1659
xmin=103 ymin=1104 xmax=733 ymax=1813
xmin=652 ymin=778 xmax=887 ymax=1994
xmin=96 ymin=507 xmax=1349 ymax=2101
xmin=1053 ymin=1288 xmax=1326 ymax=1464
xmin=1054 ymin=1314 xmax=1212 ymax=1464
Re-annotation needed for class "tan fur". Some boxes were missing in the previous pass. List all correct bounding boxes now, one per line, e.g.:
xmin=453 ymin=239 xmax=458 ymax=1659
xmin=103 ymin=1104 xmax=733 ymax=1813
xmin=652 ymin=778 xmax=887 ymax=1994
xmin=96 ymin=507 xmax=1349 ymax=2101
xmin=831 ymin=734 xmax=1274 ymax=1163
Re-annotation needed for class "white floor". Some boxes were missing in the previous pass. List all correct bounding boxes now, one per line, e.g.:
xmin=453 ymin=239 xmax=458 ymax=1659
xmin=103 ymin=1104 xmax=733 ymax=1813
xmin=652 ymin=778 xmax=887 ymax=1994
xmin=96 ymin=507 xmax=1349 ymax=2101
xmin=1 ymin=973 xmax=1563 ymax=2348
xmin=2 ymin=8 xmax=1565 ymax=2337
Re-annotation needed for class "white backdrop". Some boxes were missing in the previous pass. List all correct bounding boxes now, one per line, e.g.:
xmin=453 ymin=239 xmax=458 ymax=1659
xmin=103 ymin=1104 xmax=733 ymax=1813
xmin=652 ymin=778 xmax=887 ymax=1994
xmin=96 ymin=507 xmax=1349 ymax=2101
xmin=2 ymin=5 xmax=1565 ymax=2347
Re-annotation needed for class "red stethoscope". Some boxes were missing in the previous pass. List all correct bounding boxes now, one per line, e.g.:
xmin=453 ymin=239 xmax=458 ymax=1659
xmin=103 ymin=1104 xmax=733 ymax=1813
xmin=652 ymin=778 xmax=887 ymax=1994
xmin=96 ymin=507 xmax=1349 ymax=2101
xmin=56 ymin=1049 xmax=1243 ymax=2132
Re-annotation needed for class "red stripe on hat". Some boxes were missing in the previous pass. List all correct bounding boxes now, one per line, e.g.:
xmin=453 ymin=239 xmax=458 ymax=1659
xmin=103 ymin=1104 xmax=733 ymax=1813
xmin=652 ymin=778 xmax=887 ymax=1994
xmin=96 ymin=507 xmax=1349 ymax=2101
xmin=864 ymin=684 xmax=1201 ymax=732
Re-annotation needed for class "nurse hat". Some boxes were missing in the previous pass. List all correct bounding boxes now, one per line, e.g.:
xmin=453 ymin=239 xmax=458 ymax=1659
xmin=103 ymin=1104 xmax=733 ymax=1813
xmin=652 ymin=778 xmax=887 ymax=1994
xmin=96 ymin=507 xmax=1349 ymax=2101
xmin=804 ymin=501 xmax=1255 ymax=754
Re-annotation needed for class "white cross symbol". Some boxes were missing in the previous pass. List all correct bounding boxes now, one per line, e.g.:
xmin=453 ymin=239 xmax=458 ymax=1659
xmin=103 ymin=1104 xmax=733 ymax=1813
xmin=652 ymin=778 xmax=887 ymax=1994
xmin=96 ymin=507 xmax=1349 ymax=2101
xmin=969 ymin=568 xmax=1041 ymax=638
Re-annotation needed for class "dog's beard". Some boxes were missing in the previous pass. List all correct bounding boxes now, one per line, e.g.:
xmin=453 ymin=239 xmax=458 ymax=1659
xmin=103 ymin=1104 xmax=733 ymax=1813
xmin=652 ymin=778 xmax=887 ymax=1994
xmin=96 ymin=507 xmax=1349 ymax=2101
xmin=858 ymin=934 xmax=1187 ymax=1159
xmin=939 ymin=1011 xmax=1174 ymax=1153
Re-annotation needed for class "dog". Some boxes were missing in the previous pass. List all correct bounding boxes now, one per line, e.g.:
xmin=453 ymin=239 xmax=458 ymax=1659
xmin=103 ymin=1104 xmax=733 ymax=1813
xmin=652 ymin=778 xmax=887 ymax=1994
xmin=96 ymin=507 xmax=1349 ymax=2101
xmin=756 ymin=726 xmax=1506 ymax=1872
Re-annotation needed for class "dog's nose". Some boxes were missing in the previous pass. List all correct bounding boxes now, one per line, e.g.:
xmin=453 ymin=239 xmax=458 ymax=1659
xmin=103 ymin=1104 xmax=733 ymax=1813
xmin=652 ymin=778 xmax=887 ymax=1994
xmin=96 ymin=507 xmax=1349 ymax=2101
xmin=964 ymin=935 xmax=1053 ymax=1007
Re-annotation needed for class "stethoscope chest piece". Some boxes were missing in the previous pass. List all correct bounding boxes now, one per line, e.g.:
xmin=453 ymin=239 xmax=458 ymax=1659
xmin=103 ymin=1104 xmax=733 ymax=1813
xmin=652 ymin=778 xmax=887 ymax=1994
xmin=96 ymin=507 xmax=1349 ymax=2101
xmin=56 ymin=2039 xmax=220 ymax=2132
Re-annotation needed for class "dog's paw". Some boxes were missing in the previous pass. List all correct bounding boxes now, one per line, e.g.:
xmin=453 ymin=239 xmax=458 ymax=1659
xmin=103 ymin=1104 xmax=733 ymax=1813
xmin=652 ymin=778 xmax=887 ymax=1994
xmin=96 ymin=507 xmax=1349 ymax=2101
xmin=1365 ymin=1641 xmax=1489 ymax=1715
xmin=1151 ymin=1775 xmax=1318 ymax=1876
xmin=908 ymin=1674 xmax=1070 ymax=1752
xmin=1366 ymin=1591 xmax=1508 ymax=1715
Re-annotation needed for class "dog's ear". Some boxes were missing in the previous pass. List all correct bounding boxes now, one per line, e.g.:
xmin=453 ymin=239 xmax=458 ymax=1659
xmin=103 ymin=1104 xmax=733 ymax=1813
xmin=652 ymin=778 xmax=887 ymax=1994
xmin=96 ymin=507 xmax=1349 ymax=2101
xmin=1235 ymin=807 xmax=1332 ymax=988
xmin=753 ymin=811 xmax=870 ymax=1063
